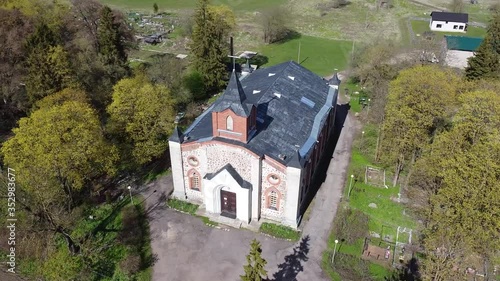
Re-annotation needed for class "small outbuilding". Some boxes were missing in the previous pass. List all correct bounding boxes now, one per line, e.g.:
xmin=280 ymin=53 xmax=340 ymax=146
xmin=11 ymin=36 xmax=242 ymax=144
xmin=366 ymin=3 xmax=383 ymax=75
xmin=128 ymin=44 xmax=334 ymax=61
xmin=430 ymin=11 xmax=468 ymax=33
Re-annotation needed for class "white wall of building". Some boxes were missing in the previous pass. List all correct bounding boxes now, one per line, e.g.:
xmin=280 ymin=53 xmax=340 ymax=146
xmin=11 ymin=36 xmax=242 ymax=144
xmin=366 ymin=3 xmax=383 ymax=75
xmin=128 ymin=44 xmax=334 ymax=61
xmin=430 ymin=20 xmax=466 ymax=32
xmin=169 ymin=141 xmax=186 ymax=199
xmin=283 ymin=166 xmax=302 ymax=229
xmin=202 ymin=169 xmax=251 ymax=223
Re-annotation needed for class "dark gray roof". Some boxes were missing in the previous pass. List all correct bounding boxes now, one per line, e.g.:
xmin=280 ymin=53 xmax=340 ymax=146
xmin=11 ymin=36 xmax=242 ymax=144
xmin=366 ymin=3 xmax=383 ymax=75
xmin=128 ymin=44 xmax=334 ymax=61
xmin=182 ymin=61 xmax=338 ymax=166
xmin=169 ymin=126 xmax=183 ymax=143
xmin=204 ymin=163 xmax=251 ymax=189
xmin=328 ymin=73 xmax=341 ymax=86
xmin=212 ymin=70 xmax=251 ymax=117
xmin=431 ymin=11 xmax=468 ymax=23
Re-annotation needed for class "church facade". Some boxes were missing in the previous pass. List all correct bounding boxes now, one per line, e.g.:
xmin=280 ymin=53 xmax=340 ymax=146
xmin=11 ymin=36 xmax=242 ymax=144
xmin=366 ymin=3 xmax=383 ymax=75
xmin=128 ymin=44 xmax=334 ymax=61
xmin=169 ymin=61 xmax=340 ymax=228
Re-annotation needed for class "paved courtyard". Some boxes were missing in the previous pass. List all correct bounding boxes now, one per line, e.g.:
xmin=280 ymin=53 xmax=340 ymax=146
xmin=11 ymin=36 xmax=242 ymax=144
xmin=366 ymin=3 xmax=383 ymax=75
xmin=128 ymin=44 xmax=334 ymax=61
xmin=140 ymin=102 xmax=357 ymax=281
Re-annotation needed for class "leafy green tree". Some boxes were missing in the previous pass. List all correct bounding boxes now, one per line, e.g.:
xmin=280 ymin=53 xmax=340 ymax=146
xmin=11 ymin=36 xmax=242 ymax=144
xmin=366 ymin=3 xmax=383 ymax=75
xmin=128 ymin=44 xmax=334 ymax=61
xmin=379 ymin=65 xmax=461 ymax=186
xmin=412 ymin=91 xmax=500 ymax=280
xmin=465 ymin=11 xmax=500 ymax=80
xmin=24 ymin=23 xmax=77 ymax=104
xmin=1 ymin=100 xmax=118 ymax=208
xmin=153 ymin=2 xmax=159 ymax=13
xmin=241 ymin=239 xmax=268 ymax=281
xmin=107 ymin=74 xmax=176 ymax=165
xmin=26 ymin=45 xmax=77 ymax=104
xmin=190 ymin=0 xmax=233 ymax=94
xmin=97 ymin=6 xmax=129 ymax=82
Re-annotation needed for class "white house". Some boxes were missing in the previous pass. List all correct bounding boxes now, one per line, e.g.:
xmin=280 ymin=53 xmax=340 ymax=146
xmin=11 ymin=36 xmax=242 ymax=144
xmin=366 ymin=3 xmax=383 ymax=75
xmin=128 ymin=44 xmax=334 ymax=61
xmin=169 ymin=61 xmax=340 ymax=229
xmin=430 ymin=11 xmax=468 ymax=32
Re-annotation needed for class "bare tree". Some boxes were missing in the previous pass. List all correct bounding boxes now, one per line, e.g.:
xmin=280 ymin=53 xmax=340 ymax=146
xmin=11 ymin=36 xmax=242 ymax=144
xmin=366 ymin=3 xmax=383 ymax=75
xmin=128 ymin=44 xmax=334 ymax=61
xmin=260 ymin=6 xmax=290 ymax=44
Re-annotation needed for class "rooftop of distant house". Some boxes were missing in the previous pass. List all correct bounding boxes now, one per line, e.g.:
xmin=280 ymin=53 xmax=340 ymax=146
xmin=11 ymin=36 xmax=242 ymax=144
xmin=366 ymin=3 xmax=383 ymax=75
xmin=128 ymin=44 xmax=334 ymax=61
xmin=430 ymin=11 xmax=469 ymax=23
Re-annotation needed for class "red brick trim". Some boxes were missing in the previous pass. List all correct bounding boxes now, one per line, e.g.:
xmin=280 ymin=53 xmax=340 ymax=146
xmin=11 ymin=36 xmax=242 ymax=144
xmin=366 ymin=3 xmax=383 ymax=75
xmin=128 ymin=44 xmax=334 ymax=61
xmin=264 ymin=187 xmax=282 ymax=211
xmin=267 ymin=173 xmax=281 ymax=185
xmin=187 ymin=168 xmax=201 ymax=192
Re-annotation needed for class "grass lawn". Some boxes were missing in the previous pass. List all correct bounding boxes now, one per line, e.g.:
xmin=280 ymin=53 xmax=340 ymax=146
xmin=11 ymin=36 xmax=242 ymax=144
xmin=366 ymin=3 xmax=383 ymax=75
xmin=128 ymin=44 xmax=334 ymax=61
xmin=167 ymin=198 xmax=199 ymax=215
xmin=259 ymin=35 xmax=353 ymax=76
xmin=321 ymin=122 xmax=418 ymax=280
xmin=98 ymin=0 xmax=286 ymax=11
xmin=411 ymin=20 xmax=487 ymax=39
xmin=259 ymin=222 xmax=301 ymax=241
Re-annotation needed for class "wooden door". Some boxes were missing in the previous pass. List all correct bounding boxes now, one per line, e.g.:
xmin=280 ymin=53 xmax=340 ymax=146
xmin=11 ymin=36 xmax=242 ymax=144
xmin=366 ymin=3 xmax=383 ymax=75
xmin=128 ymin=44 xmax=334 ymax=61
xmin=220 ymin=190 xmax=236 ymax=219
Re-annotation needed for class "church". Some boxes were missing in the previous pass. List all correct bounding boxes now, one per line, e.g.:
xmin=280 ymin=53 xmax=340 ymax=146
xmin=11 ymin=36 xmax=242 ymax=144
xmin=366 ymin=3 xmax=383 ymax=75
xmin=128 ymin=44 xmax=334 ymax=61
xmin=169 ymin=61 xmax=340 ymax=228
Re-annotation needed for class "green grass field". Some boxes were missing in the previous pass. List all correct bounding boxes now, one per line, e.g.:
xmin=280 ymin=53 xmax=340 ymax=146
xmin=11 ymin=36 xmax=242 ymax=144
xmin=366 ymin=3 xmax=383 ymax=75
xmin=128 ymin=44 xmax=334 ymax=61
xmin=259 ymin=35 xmax=353 ymax=76
xmin=411 ymin=20 xmax=487 ymax=38
xmin=99 ymin=0 xmax=286 ymax=11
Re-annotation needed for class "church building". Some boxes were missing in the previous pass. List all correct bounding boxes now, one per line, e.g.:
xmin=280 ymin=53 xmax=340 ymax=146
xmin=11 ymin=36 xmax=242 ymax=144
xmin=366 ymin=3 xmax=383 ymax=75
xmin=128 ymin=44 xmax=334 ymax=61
xmin=169 ymin=61 xmax=340 ymax=228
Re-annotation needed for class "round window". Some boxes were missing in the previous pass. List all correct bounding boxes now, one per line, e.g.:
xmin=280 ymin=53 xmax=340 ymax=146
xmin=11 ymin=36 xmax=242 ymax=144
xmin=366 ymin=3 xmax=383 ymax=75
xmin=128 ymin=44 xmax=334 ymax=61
xmin=268 ymin=174 xmax=280 ymax=185
xmin=188 ymin=156 xmax=199 ymax=166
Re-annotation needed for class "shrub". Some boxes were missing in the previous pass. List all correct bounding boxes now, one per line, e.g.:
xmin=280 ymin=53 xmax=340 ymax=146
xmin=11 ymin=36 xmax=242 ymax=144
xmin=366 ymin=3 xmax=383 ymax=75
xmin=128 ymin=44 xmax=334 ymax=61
xmin=332 ymin=206 xmax=369 ymax=244
xmin=333 ymin=252 xmax=371 ymax=281
xmin=259 ymin=222 xmax=300 ymax=241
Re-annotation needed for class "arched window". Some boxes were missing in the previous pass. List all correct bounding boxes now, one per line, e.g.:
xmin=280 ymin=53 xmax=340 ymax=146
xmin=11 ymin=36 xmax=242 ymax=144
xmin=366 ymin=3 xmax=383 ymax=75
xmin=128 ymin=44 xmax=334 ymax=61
xmin=268 ymin=190 xmax=279 ymax=210
xmin=189 ymin=170 xmax=201 ymax=191
xmin=226 ymin=116 xmax=233 ymax=131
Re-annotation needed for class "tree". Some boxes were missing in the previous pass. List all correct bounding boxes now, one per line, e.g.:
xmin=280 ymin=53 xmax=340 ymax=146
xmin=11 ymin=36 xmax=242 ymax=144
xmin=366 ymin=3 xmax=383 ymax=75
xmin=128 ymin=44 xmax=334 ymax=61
xmin=448 ymin=0 xmax=464 ymax=13
xmin=153 ymin=2 xmax=159 ymax=14
xmin=26 ymin=44 xmax=77 ymax=104
xmin=24 ymin=23 xmax=77 ymax=104
xmin=465 ymin=11 xmax=500 ymax=80
xmin=1 ymin=99 xmax=118 ymax=255
xmin=261 ymin=6 xmax=289 ymax=44
xmin=415 ymin=91 xmax=500 ymax=280
xmin=0 ymin=8 xmax=33 ymax=131
xmin=241 ymin=239 xmax=268 ymax=281
xmin=107 ymin=74 xmax=176 ymax=165
xmin=1 ymin=99 xmax=118 ymax=206
xmin=97 ymin=6 xmax=129 ymax=81
xmin=190 ymin=0 xmax=233 ymax=93
xmin=379 ymin=66 xmax=462 ymax=186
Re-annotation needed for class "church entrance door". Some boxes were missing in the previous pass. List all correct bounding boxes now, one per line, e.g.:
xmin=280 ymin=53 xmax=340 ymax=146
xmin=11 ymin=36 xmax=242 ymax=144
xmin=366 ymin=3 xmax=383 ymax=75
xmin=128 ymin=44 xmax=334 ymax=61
xmin=220 ymin=190 xmax=237 ymax=219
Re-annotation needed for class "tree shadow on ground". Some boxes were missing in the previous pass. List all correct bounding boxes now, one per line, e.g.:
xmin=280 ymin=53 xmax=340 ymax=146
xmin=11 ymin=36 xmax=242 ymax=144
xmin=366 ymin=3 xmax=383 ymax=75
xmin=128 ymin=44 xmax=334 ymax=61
xmin=271 ymin=235 xmax=310 ymax=281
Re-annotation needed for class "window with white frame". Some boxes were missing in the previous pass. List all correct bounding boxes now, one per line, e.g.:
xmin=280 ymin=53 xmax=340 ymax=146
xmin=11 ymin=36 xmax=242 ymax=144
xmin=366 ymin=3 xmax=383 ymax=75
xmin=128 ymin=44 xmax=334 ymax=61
xmin=226 ymin=116 xmax=233 ymax=131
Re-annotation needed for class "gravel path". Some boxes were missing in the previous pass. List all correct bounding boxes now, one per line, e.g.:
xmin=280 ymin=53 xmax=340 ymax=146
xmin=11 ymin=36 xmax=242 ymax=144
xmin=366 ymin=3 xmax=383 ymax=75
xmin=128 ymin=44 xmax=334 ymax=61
xmin=296 ymin=105 xmax=360 ymax=281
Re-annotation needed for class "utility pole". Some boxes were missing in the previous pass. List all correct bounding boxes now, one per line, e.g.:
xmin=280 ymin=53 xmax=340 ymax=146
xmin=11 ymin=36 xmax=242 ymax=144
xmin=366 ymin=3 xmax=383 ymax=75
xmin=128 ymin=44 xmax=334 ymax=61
xmin=297 ymin=41 xmax=301 ymax=64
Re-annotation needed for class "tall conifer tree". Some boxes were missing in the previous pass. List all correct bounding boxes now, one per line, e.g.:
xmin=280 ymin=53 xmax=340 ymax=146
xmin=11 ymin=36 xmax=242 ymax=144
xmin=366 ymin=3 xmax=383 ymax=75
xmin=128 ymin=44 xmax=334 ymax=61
xmin=240 ymin=239 xmax=268 ymax=281
xmin=465 ymin=11 xmax=500 ymax=80
xmin=190 ymin=0 xmax=229 ymax=94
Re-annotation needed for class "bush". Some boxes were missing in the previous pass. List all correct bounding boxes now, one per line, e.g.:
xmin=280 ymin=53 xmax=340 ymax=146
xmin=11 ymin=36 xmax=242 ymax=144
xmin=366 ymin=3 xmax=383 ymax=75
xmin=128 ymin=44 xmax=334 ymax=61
xmin=259 ymin=222 xmax=300 ymax=241
xmin=332 ymin=206 xmax=369 ymax=244
xmin=167 ymin=198 xmax=199 ymax=215
xmin=183 ymin=71 xmax=206 ymax=100
xmin=333 ymin=252 xmax=371 ymax=281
